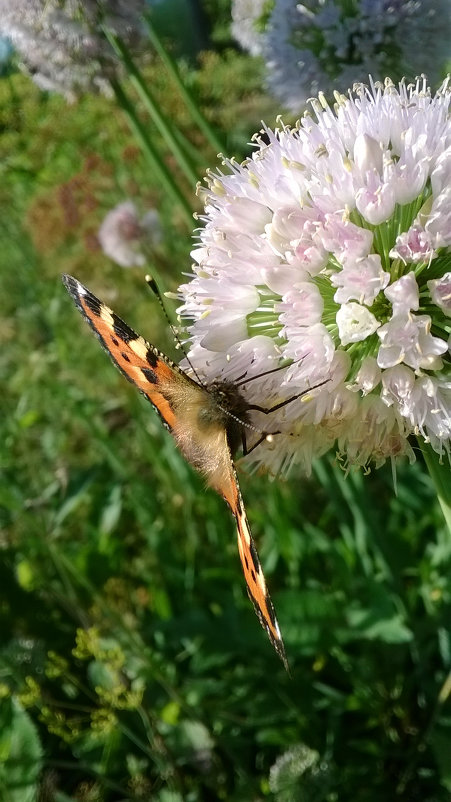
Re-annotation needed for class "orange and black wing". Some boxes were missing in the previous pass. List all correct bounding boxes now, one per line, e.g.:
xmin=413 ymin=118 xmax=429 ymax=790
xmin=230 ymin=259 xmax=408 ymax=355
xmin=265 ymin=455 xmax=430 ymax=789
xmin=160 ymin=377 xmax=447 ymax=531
xmin=213 ymin=451 xmax=288 ymax=671
xmin=62 ymin=274 xmax=187 ymax=432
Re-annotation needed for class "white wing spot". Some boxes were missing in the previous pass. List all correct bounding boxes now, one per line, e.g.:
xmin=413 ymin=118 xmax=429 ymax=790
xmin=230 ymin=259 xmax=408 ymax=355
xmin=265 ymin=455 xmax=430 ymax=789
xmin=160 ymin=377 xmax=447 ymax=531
xmin=100 ymin=306 xmax=114 ymax=327
xmin=129 ymin=337 xmax=149 ymax=361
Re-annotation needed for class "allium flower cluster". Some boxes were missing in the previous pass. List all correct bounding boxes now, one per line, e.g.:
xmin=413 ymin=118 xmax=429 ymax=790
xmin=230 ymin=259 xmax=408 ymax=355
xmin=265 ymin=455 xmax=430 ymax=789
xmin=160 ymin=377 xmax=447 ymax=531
xmin=98 ymin=201 xmax=162 ymax=268
xmin=0 ymin=0 xmax=146 ymax=98
xmin=179 ymin=78 xmax=451 ymax=475
xmin=231 ymin=0 xmax=451 ymax=112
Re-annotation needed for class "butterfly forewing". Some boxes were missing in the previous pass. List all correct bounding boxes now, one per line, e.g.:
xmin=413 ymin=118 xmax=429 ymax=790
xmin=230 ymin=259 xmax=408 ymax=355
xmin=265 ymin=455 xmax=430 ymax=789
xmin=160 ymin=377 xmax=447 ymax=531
xmin=63 ymin=274 xmax=191 ymax=431
xmin=62 ymin=274 xmax=288 ymax=669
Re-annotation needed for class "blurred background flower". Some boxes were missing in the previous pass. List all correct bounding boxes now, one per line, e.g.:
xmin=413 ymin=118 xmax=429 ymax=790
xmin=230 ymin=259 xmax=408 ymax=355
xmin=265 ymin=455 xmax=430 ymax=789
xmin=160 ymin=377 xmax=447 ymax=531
xmin=269 ymin=742 xmax=332 ymax=800
xmin=231 ymin=0 xmax=451 ymax=112
xmin=98 ymin=200 xmax=162 ymax=268
xmin=0 ymin=0 xmax=146 ymax=98
xmin=179 ymin=77 xmax=451 ymax=475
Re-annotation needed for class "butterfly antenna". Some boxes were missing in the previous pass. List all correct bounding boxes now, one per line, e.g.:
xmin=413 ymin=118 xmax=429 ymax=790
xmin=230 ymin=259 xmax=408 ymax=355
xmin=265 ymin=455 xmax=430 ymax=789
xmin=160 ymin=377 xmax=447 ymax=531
xmin=235 ymin=354 xmax=320 ymax=388
xmin=217 ymin=405 xmax=262 ymax=435
xmin=145 ymin=274 xmax=204 ymax=385
xmin=235 ymin=361 xmax=292 ymax=387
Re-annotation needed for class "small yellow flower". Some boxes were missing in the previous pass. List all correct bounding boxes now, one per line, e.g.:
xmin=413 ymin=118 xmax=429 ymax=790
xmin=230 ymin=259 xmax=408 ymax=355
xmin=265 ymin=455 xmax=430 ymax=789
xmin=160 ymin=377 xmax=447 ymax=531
xmin=90 ymin=708 xmax=117 ymax=734
xmin=72 ymin=627 xmax=101 ymax=660
xmin=17 ymin=676 xmax=41 ymax=708
xmin=45 ymin=650 xmax=69 ymax=678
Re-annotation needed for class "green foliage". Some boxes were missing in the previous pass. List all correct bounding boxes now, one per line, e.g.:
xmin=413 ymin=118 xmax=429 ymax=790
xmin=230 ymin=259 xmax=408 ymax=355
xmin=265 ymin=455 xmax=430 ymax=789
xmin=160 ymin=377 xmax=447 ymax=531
xmin=0 ymin=697 xmax=43 ymax=802
xmin=2 ymin=13 xmax=451 ymax=802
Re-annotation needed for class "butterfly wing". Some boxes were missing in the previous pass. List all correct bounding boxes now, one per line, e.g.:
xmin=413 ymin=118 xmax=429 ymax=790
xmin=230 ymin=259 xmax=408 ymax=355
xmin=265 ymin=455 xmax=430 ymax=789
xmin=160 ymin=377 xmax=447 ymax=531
xmin=62 ymin=274 xmax=199 ymax=432
xmin=208 ymin=446 xmax=288 ymax=670
xmin=63 ymin=274 xmax=288 ymax=669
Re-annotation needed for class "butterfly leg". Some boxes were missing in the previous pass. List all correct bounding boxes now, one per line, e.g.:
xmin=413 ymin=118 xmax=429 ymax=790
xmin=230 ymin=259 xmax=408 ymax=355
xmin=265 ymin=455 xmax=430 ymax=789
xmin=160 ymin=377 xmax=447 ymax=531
xmin=247 ymin=394 xmax=305 ymax=415
xmin=241 ymin=428 xmax=281 ymax=457
xmin=240 ymin=392 xmax=308 ymax=456
xmin=242 ymin=380 xmax=330 ymax=454
xmin=246 ymin=377 xmax=330 ymax=416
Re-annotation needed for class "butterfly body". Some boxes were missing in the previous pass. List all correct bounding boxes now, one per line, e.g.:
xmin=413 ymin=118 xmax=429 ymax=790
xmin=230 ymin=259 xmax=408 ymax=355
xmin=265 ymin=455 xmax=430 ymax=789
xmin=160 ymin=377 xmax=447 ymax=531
xmin=62 ymin=274 xmax=287 ymax=670
xmin=175 ymin=380 xmax=251 ymax=472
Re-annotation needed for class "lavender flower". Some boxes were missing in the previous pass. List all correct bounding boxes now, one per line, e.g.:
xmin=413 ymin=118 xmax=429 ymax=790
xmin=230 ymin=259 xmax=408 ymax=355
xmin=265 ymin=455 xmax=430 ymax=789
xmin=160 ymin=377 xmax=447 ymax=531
xmin=98 ymin=201 xmax=162 ymax=268
xmin=241 ymin=0 xmax=451 ymax=112
xmin=179 ymin=78 xmax=451 ymax=475
xmin=0 ymin=0 xmax=146 ymax=98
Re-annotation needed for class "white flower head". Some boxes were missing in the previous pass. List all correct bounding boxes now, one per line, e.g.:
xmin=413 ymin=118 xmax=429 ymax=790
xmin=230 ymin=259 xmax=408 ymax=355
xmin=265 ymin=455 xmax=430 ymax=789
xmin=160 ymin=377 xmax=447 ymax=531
xmin=98 ymin=201 xmax=162 ymax=268
xmin=179 ymin=78 xmax=451 ymax=475
xmin=251 ymin=0 xmax=451 ymax=113
xmin=0 ymin=0 xmax=146 ymax=98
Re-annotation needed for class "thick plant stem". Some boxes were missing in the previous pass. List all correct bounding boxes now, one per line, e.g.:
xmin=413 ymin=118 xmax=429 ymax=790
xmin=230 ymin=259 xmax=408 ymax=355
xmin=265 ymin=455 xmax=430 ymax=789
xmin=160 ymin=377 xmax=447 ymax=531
xmin=144 ymin=14 xmax=226 ymax=155
xmin=110 ymin=79 xmax=193 ymax=228
xmin=419 ymin=439 xmax=451 ymax=536
xmin=105 ymin=31 xmax=199 ymax=188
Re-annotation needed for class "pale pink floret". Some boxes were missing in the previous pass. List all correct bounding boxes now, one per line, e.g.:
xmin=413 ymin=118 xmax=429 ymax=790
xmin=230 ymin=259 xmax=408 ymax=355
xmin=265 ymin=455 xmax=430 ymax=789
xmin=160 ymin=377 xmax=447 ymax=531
xmin=428 ymin=273 xmax=451 ymax=316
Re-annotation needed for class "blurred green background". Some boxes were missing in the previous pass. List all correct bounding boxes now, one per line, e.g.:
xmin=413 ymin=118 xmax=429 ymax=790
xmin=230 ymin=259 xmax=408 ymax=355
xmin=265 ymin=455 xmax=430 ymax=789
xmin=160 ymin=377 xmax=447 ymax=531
xmin=1 ymin=3 xmax=451 ymax=800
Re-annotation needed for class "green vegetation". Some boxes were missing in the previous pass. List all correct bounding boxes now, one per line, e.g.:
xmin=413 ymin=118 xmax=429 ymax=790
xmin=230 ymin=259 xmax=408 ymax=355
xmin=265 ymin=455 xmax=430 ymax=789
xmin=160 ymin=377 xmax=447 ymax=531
xmin=1 ymin=24 xmax=451 ymax=802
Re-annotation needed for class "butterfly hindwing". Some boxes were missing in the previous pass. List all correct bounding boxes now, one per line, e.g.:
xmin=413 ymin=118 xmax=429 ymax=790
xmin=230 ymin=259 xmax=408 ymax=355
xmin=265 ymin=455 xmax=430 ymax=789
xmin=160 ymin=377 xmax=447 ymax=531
xmin=235 ymin=494 xmax=287 ymax=670
xmin=216 ymin=456 xmax=288 ymax=670
xmin=63 ymin=274 xmax=288 ymax=669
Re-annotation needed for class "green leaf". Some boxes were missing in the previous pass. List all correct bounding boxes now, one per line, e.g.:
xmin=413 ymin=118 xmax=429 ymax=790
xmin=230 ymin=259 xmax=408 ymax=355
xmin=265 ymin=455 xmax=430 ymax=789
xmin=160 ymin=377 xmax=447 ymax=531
xmin=98 ymin=484 xmax=123 ymax=543
xmin=431 ymin=728 xmax=451 ymax=790
xmin=345 ymin=607 xmax=412 ymax=643
xmin=0 ymin=698 xmax=43 ymax=802
xmin=420 ymin=440 xmax=451 ymax=536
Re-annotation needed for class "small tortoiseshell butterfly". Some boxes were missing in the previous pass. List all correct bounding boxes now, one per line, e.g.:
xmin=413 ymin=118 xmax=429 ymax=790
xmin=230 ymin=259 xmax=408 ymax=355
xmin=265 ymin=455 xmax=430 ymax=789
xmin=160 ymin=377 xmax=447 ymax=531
xmin=62 ymin=274 xmax=288 ymax=669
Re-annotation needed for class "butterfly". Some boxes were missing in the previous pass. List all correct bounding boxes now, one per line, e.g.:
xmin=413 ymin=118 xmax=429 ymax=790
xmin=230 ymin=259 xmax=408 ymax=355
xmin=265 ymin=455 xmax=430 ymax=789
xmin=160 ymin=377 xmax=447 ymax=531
xmin=62 ymin=274 xmax=288 ymax=670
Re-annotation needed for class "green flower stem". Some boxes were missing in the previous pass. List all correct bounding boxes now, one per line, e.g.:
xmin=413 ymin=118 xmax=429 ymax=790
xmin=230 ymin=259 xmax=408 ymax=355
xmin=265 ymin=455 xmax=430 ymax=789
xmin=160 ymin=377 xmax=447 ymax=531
xmin=110 ymin=78 xmax=193 ymax=228
xmin=105 ymin=30 xmax=200 ymax=188
xmin=144 ymin=14 xmax=227 ymax=156
xmin=419 ymin=439 xmax=451 ymax=536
